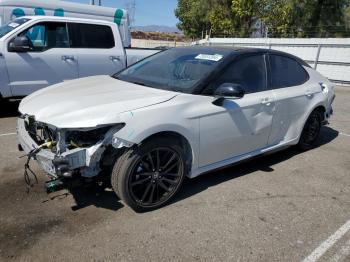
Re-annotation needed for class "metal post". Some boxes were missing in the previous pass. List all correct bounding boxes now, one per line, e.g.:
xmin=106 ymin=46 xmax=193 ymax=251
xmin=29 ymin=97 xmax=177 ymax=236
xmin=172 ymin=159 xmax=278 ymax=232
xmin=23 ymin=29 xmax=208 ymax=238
xmin=314 ymin=44 xmax=321 ymax=69
xmin=90 ymin=0 xmax=95 ymax=5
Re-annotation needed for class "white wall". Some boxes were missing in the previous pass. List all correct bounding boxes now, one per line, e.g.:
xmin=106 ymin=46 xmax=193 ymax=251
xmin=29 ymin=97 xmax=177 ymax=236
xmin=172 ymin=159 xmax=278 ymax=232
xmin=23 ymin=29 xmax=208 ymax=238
xmin=195 ymin=38 xmax=350 ymax=84
xmin=131 ymin=39 xmax=189 ymax=48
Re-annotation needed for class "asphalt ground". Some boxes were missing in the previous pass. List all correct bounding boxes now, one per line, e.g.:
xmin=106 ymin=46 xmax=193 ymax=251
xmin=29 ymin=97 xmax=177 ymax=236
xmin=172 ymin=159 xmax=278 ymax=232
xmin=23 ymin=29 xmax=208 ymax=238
xmin=0 ymin=86 xmax=349 ymax=262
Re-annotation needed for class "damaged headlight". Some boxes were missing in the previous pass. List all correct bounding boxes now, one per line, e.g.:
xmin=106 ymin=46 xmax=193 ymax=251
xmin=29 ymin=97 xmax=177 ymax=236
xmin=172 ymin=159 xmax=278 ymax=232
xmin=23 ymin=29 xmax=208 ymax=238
xmin=65 ymin=124 xmax=125 ymax=148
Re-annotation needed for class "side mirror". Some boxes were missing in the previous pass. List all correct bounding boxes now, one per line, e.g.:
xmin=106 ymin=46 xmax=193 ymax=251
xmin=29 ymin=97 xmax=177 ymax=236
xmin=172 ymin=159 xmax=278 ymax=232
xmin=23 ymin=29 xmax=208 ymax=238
xmin=8 ymin=36 xmax=31 ymax=52
xmin=212 ymin=83 xmax=245 ymax=106
xmin=214 ymin=83 xmax=245 ymax=98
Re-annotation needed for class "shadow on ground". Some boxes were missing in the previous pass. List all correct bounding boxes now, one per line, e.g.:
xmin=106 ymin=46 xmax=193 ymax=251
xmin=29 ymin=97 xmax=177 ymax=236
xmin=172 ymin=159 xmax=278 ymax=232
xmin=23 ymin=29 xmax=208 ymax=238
xmin=0 ymin=100 xmax=20 ymax=118
xmin=173 ymin=126 xmax=339 ymax=205
xmin=46 ymin=180 xmax=124 ymax=212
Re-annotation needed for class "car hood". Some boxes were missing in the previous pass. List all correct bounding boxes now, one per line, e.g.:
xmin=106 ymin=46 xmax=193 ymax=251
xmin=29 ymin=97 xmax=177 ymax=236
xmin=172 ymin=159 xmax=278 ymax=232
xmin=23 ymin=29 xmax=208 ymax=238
xmin=19 ymin=75 xmax=177 ymax=128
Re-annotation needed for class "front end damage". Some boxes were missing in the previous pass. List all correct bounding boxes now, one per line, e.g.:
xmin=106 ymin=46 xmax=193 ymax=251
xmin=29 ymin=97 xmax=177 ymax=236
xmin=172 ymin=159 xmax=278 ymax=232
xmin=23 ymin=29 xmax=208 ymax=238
xmin=17 ymin=115 xmax=133 ymax=190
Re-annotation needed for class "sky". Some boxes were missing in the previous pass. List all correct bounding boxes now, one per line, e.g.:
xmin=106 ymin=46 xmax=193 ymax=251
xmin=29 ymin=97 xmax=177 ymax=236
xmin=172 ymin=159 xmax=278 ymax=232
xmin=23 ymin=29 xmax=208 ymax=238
xmin=67 ymin=0 xmax=179 ymax=27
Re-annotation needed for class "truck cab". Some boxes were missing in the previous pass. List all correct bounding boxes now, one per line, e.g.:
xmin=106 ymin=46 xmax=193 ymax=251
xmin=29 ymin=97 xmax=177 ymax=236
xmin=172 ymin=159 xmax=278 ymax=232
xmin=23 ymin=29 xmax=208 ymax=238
xmin=0 ymin=0 xmax=131 ymax=48
xmin=0 ymin=16 xmax=159 ymax=99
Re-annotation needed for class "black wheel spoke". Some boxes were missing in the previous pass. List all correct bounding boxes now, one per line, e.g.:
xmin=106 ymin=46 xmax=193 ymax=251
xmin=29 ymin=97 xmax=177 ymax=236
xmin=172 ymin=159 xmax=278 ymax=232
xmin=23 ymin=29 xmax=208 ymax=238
xmin=138 ymin=172 xmax=153 ymax=177
xmin=131 ymin=177 xmax=151 ymax=187
xmin=158 ymin=180 xmax=170 ymax=192
xmin=147 ymin=184 xmax=156 ymax=204
xmin=156 ymin=150 xmax=160 ymax=170
xmin=162 ymin=172 xmax=180 ymax=177
xmin=161 ymin=177 xmax=177 ymax=185
xmin=164 ymin=161 xmax=178 ymax=173
xmin=148 ymin=153 xmax=155 ymax=171
xmin=141 ymin=182 xmax=152 ymax=202
xmin=162 ymin=153 xmax=176 ymax=170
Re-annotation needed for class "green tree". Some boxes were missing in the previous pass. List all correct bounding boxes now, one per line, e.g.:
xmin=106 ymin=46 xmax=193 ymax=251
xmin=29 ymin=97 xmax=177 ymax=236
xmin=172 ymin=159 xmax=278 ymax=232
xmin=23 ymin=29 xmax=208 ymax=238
xmin=208 ymin=0 xmax=235 ymax=36
xmin=230 ymin=0 xmax=258 ymax=37
xmin=175 ymin=0 xmax=350 ymax=38
xmin=258 ymin=0 xmax=294 ymax=37
xmin=175 ymin=0 xmax=213 ymax=38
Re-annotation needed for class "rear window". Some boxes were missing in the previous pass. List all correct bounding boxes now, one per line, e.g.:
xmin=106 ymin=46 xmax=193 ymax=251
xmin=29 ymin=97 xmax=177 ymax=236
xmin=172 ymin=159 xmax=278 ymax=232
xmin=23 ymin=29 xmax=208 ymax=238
xmin=68 ymin=23 xmax=115 ymax=49
xmin=269 ymin=55 xmax=309 ymax=88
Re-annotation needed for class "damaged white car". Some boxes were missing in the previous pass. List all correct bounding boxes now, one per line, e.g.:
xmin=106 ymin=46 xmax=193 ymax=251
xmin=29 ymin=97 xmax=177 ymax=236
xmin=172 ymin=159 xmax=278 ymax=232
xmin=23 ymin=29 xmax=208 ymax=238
xmin=17 ymin=47 xmax=335 ymax=211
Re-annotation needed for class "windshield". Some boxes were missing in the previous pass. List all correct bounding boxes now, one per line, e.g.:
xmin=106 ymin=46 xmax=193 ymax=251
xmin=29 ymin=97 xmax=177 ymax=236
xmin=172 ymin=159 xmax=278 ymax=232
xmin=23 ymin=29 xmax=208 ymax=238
xmin=114 ymin=48 xmax=229 ymax=93
xmin=0 ymin=18 xmax=30 ymax=39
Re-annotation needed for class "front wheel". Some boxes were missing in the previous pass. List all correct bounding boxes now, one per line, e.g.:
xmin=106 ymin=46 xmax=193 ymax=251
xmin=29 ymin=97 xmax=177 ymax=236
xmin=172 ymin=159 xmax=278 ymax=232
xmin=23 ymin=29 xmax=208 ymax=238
xmin=111 ymin=137 xmax=186 ymax=212
xmin=298 ymin=110 xmax=322 ymax=150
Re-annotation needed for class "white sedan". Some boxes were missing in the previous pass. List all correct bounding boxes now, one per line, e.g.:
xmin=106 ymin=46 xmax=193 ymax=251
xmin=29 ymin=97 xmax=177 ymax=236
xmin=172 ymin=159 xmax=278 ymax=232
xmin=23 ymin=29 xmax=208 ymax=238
xmin=17 ymin=47 xmax=335 ymax=212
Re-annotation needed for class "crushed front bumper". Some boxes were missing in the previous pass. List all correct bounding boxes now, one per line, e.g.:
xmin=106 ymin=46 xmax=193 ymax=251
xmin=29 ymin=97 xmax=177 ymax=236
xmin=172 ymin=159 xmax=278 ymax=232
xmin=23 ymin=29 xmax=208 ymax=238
xmin=18 ymin=118 xmax=92 ymax=178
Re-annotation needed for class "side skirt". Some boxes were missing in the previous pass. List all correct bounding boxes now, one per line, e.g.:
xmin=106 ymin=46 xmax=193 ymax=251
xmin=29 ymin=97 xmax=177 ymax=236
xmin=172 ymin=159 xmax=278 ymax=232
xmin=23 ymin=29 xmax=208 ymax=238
xmin=189 ymin=138 xmax=299 ymax=179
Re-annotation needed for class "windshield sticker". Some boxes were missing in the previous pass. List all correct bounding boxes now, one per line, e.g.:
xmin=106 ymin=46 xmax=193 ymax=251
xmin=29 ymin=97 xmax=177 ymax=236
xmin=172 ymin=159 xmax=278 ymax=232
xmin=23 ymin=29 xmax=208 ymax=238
xmin=195 ymin=54 xmax=223 ymax=62
xmin=8 ymin=22 xmax=20 ymax=28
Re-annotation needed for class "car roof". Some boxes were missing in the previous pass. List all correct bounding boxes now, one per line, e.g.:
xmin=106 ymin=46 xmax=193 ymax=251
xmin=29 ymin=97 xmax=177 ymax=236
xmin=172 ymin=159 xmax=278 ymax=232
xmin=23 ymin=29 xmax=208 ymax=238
xmin=174 ymin=46 xmax=309 ymax=67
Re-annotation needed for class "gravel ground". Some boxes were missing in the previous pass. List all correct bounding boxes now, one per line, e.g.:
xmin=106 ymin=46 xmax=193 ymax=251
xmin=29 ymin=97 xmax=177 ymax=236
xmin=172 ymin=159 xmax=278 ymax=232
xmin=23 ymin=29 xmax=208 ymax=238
xmin=0 ymin=86 xmax=349 ymax=262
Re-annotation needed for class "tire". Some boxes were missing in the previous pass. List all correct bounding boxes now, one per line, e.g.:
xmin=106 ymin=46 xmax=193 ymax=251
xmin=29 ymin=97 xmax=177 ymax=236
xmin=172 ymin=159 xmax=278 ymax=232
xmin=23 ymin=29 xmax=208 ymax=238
xmin=111 ymin=137 xmax=187 ymax=212
xmin=298 ymin=110 xmax=323 ymax=150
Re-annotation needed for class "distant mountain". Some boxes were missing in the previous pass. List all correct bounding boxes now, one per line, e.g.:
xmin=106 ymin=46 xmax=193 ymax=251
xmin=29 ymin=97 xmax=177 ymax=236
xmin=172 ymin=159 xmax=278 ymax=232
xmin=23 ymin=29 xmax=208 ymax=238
xmin=132 ymin=25 xmax=182 ymax=33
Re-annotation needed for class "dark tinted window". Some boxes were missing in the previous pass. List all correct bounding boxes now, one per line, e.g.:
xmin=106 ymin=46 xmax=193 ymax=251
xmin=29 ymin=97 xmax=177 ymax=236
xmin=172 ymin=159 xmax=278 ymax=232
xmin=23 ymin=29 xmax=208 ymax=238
xmin=115 ymin=48 xmax=229 ymax=93
xmin=269 ymin=55 xmax=309 ymax=88
xmin=68 ymin=23 xmax=114 ymax=49
xmin=205 ymin=54 xmax=267 ymax=95
xmin=19 ymin=22 xmax=68 ymax=51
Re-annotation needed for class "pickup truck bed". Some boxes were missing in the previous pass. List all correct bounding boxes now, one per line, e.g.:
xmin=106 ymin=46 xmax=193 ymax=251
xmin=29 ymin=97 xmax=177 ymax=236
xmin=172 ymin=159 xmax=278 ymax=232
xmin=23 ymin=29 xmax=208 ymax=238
xmin=125 ymin=48 xmax=160 ymax=67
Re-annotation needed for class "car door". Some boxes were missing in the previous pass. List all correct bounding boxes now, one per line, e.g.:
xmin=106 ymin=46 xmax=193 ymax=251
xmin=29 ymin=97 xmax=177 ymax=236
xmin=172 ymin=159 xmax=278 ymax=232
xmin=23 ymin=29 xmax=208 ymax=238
xmin=198 ymin=54 xmax=276 ymax=167
xmin=267 ymin=54 xmax=311 ymax=145
xmin=68 ymin=22 xmax=126 ymax=78
xmin=4 ymin=21 xmax=78 ymax=96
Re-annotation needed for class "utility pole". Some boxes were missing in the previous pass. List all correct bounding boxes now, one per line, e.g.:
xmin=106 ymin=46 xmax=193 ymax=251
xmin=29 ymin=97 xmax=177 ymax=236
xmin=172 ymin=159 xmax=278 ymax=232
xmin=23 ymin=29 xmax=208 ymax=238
xmin=125 ymin=0 xmax=136 ymax=26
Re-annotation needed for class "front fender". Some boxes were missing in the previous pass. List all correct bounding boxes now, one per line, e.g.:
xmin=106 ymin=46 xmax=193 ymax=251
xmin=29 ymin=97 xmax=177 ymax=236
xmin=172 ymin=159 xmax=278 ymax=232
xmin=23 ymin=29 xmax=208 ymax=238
xmin=116 ymin=110 xmax=200 ymax=174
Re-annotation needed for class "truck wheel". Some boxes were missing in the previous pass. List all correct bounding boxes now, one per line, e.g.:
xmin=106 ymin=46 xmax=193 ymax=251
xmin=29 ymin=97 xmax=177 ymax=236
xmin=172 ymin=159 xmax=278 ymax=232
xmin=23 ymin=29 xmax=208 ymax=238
xmin=298 ymin=110 xmax=322 ymax=150
xmin=111 ymin=137 xmax=186 ymax=212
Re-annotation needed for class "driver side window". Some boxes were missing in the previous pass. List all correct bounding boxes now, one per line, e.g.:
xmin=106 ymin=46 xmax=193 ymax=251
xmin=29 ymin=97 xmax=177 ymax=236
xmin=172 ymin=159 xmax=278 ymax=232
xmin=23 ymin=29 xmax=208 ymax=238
xmin=22 ymin=24 xmax=45 ymax=48
xmin=204 ymin=54 xmax=267 ymax=95
xmin=19 ymin=22 xmax=69 ymax=51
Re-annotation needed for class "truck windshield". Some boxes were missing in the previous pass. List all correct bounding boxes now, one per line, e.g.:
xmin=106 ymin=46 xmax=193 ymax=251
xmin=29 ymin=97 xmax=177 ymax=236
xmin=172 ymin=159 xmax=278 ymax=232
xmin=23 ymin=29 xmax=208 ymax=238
xmin=113 ymin=48 xmax=228 ymax=94
xmin=0 ymin=18 xmax=30 ymax=39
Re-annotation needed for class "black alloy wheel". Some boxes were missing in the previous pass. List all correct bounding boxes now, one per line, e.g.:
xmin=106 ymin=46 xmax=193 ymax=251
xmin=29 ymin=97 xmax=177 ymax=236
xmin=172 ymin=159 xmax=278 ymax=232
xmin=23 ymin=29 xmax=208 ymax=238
xmin=128 ymin=147 xmax=183 ymax=207
xmin=298 ymin=110 xmax=322 ymax=150
xmin=111 ymin=137 xmax=186 ymax=212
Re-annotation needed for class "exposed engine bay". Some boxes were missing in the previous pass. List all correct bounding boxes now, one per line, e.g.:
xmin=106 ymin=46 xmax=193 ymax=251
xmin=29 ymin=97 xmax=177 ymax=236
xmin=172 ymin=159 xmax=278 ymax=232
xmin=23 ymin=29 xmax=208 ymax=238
xmin=18 ymin=115 xmax=132 ymax=192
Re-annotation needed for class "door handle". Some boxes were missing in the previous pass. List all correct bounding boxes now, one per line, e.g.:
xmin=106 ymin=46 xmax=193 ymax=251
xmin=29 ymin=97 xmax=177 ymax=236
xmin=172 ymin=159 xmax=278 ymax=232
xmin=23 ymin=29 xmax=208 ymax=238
xmin=261 ymin=97 xmax=273 ymax=106
xmin=62 ymin=55 xmax=75 ymax=61
xmin=109 ymin=56 xmax=121 ymax=62
xmin=305 ymin=90 xmax=313 ymax=97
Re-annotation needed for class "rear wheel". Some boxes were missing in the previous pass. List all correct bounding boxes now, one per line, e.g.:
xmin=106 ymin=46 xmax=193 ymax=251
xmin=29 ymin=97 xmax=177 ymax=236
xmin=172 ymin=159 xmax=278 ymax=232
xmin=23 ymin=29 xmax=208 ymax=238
xmin=298 ymin=110 xmax=322 ymax=150
xmin=111 ymin=137 xmax=186 ymax=212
